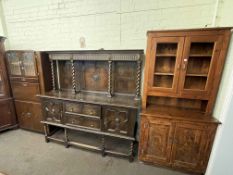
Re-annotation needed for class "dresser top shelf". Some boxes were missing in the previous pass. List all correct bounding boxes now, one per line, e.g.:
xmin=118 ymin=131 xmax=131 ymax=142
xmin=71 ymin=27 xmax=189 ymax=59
xmin=38 ymin=91 xmax=140 ymax=109
xmin=141 ymin=105 xmax=220 ymax=124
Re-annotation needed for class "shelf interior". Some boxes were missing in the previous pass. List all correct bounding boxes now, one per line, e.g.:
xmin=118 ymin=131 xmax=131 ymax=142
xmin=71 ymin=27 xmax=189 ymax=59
xmin=189 ymin=42 xmax=214 ymax=56
xmin=186 ymin=57 xmax=211 ymax=75
xmin=147 ymin=96 xmax=208 ymax=112
xmin=184 ymin=76 xmax=207 ymax=90
xmin=156 ymin=43 xmax=177 ymax=55
xmin=154 ymin=56 xmax=176 ymax=74
xmin=153 ymin=75 xmax=174 ymax=88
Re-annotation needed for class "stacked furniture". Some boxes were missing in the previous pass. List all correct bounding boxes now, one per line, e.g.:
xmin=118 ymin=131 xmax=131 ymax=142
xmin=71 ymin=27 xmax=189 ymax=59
xmin=38 ymin=50 xmax=143 ymax=161
xmin=138 ymin=28 xmax=231 ymax=174
xmin=0 ymin=37 xmax=17 ymax=132
xmin=6 ymin=51 xmax=51 ymax=132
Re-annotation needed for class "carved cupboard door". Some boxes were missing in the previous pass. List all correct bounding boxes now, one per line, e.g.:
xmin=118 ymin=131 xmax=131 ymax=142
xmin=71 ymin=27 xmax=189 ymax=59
xmin=139 ymin=116 xmax=174 ymax=166
xmin=102 ymin=107 xmax=135 ymax=136
xmin=42 ymin=100 xmax=62 ymax=123
xmin=171 ymin=122 xmax=206 ymax=172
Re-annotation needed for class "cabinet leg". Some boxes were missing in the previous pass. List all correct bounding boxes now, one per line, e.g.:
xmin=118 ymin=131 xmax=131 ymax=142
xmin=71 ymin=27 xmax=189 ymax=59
xmin=45 ymin=137 xmax=50 ymax=143
xmin=129 ymin=141 xmax=134 ymax=162
xmin=64 ymin=128 xmax=69 ymax=148
xmin=128 ymin=155 xmax=134 ymax=162
xmin=101 ymin=136 xmax=106 ymax=157
xmin=44 ymin=124 xmax=49 ymax=143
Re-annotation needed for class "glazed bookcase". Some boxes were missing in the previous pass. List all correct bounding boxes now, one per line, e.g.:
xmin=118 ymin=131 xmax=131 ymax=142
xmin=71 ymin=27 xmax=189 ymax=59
xmin=139 ymin=28 xmax=232 ymax=174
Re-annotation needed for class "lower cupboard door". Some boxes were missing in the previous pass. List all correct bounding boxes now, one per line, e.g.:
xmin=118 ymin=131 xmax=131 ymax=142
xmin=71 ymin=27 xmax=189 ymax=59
xmin=15 ymin=101 xmax=43 ymax=132
xmin=139 ymin=116 xmax=174 ymax=166
xmin=171 ymin=122 xmax=207 ymax=172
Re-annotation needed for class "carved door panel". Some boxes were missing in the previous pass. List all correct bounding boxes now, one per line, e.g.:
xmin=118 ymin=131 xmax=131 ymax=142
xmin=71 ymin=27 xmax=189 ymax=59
xmin=0 ymin=100 xmax=15 ymax=129
xmin=102 ymin=106 xmax=132 ymax=136
xmin=171 ymin=122 xmax=206 ymax=171
xmin=139 ymin=116 xmax=174 ymax=166
xmin=42 ymin=100 xmax=62 ymax=123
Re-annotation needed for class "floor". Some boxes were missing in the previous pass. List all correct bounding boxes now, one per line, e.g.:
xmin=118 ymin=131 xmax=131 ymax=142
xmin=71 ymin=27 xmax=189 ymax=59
xmin=0 ymin=129 xmax=189 ymax=175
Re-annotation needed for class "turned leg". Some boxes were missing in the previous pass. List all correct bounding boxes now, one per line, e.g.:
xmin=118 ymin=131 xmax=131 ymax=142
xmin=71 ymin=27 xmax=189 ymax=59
xmin=43 ymin=124 xmax=50 ymax=143
xmin=64 ymin=128 xmax=69 ymax=148
xmin=128 ymin=141 xmax=134 ymax=162
xmin=101 ymin=136 xmax=106 ymax=157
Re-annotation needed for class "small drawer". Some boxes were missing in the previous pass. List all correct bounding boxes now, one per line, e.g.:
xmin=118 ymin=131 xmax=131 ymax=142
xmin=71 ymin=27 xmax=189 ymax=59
xmin=11 ymin=81 xmax=40 ymax=101
xmin=64 ymin=102 xmax=101 ymax=117
xmin=82 ymin=104 xmax=101 ymax=117
xmin=64 ymin=114 xmax=100 ymax=130
xmin=65 ymin=102 xmax=82 ymax=114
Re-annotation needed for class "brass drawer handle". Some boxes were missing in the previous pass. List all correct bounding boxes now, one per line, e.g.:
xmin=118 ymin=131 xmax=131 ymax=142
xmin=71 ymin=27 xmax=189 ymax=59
xmin=22 ymin=83 xmax=28 ymax=86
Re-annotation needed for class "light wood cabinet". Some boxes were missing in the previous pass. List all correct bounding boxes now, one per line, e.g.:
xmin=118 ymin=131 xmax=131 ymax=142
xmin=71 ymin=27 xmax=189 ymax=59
xmin=139 ymin=28 xmax=232 ymax=174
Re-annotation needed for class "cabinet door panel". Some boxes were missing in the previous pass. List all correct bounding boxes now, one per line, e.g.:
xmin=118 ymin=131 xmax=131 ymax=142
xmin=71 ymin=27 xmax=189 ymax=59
xmin=0 ymin=100 xmax=12 ymax=129
xmin=102 ymin=106 xmax=136 ymax=136
xmin=139 ymin=116 xmax=174 ymax=165
xmin=42 ymin=100 xmax=62 ymax=123
xmin=21 ymin=52 xmax=37 ymax=77
xmin=11 ymin=81 xmax=40 ymax=101
xmin=6 ymin=52 xmax=23 ymax=76
xmin=171 ymin=122 xmax=206 ymax=172
xmin=179 ymin=35 xmax=222 ymax=98
xmin=0 ymin=99 xmax=16 ymax=129
xmin=147 ymin=37 xmax=184 ymax=94
xmin=15 ymin=101 xmax=43 ymax=132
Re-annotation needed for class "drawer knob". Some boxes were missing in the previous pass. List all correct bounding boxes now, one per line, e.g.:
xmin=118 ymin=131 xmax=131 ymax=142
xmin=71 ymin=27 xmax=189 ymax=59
xmin=90 ymin=124 xmax=94 ymax=127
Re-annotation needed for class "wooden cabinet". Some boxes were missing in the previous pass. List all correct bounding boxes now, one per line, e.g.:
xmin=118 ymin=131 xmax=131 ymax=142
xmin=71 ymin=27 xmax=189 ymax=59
xmin=38 ymin=50 xmax=143 ymax=161
xmin=139 ymin=28 xmax=231 ymax=174
xmin=139 ymin=115 xmax=217 ymax=173
xmin=0 ymin=37 xmax=17 ymax=132
xmin=6 ymin=50 xmax=51 ymax=132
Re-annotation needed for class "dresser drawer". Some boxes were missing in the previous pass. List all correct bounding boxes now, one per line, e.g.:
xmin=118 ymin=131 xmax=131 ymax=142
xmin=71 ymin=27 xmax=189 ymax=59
xmin=11 ymin=81 xmax=40 ymax=101
xmin=64 ymin=114 xmax=100 ymax=130
xmin=64 ymin=102 xmax=101 ymax=117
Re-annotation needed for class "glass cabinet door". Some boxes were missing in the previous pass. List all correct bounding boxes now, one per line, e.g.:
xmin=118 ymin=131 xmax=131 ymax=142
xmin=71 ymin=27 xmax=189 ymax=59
xmin=6 ymin=52 xmax=22 ymax=76
xmin=148 ymin=37 xmax=184 ymax=93
xmin=22 ymin=52 xmax=37 ymax=77
xmin=179 ymin=35 xmax=222 ymax=97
